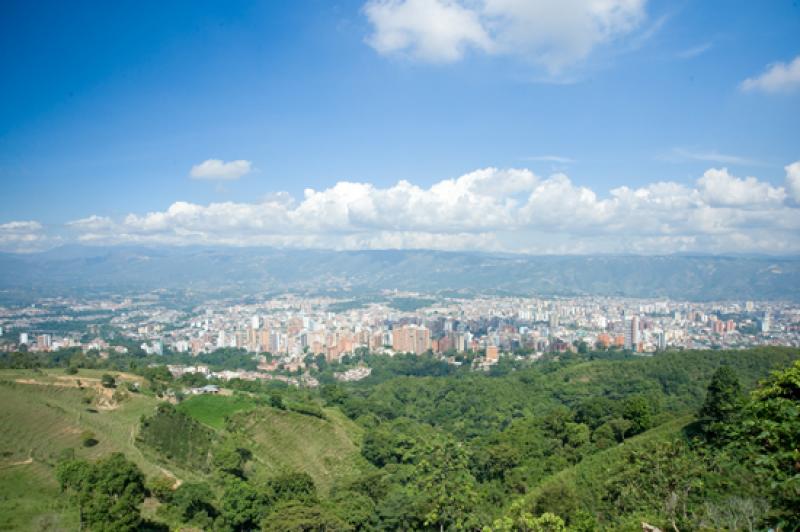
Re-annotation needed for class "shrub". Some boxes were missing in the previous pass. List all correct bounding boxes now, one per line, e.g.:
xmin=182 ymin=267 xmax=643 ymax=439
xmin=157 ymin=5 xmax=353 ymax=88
xmin=81 ymin=430 xmax=98 ymax=447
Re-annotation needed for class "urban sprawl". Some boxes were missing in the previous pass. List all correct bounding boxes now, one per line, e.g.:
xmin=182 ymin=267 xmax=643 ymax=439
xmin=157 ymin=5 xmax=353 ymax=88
xmin=2 ymin=292 xmax=797 ymax=386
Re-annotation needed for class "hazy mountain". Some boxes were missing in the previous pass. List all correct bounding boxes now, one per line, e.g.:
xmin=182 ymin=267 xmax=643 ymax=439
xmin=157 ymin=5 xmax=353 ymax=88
xmin=1 ymin=246 xmax=798 ymax=301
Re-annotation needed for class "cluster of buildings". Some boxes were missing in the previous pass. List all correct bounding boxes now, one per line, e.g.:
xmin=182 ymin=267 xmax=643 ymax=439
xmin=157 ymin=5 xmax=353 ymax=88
xmin=2 ymin=293 xmax=799 ymax=371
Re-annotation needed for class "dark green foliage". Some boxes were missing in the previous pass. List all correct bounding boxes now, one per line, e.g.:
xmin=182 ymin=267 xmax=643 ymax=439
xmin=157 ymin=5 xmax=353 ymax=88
xmin=699 ymin=365 xmax=743 ymax=423
xmin=219 ymin=476 xmax=272 ymax=531
xmin=328 ymin=490 xmax=377 ymax=530
xmin=621 ymin=394 xmax=655 ymax=435
xmin=137 ymin=403 xmax=215 ymax=470
xmin=261 ymin=500 xmax=351 ymax=531
xmin=269 ymin=392 xmax=286 ymax=410
xmin=722 ymin=360 xmax=800 ymax=526
xmin=168 ymin=482 xmax=216 ymax=524
xmin=212 ymin=443 xmax=252 ymax=478
xmin=414 ymin=438 xmax=479 ymax=530
xmin=266 ymin=472 xmax=317 ymax=504
xmin=100 ymin=374 xmax=116 ymax=388
xmin=56 ymin=453 xmax=146 ymax=532
xmin=81 ymin=430 xmax=99 ymax=447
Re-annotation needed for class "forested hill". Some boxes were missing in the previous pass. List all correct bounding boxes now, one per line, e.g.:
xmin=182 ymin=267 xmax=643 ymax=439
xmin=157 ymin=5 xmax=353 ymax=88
xmin=1 ymin=347 xmax=798 ymax=530
xmin=1 ymin=245 xmax=799 ymax=300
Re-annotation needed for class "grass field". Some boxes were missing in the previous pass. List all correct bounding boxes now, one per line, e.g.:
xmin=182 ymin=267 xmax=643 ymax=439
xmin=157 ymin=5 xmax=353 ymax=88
xmin=0 ymin=461 xmax=78 ymax=531
xmin=177 ymin=393 xmax=258 ymax=429
xmin=231 ymin=406 xmax=371 ymax=494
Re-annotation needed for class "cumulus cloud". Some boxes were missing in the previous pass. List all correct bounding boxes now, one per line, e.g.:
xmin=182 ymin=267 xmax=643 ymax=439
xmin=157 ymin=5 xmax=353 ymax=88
xmin=189 ymin=159 xmax=252 ymax=180
xmin=62 ymin=164 xmax=800 ymax=254
xmin=786 ymin=161 xmax=800 ymax=203
xmin=697 ymin=168 xmax=785 ymax=207
xmin=364 ymin=0 xmax=493 ymax=62
xmin=364 ymin=0 xmax=647 ymax=72
xmin=741 ymin=55 xmax=800 ymax=93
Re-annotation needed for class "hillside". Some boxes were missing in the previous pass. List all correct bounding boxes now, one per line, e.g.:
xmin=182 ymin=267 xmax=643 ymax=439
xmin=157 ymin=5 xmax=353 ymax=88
xmin=225 ymin=407 xmax=369 ymax=494
xmin=0 ymin=370 xmax=370 ymax=529
xmin=0 ymin=348 xmax=797 ymax=530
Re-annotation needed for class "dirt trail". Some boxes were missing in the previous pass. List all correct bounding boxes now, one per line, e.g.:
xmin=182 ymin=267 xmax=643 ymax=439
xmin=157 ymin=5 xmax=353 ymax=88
xmin=0 ymin=457 xmax=33 ymax=469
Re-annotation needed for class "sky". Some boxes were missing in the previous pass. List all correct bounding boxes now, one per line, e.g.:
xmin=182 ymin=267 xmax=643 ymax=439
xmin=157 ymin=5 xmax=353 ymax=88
xmin=0 ymin=0 xmax=799 ymax=254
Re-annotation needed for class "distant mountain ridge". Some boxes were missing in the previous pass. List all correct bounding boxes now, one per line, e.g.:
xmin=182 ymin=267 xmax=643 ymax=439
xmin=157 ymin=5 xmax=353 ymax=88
xmin=0 ymin=246 xmax=798 ymax=301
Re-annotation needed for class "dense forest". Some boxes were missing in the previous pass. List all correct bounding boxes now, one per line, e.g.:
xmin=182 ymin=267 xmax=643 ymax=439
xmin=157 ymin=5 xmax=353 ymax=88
xmin=1 ymin=346 xmax=798 ymax=530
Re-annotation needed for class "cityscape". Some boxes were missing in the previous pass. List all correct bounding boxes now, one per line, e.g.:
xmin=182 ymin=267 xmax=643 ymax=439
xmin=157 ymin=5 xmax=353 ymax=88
xmin=3 ymin=291 xmax=797 ymax=385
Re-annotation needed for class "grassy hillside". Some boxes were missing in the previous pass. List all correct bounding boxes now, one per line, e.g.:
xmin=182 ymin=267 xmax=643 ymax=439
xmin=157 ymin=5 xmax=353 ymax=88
xmin=0 ymin=370 xmax=371 ymax=528
xmin=0 ymin=370 xmax=193 ymax=530
xmin=177 ymin=393 xmax=258 ymax=429
xmin=226 ymin=405 xmax=370 ymax=494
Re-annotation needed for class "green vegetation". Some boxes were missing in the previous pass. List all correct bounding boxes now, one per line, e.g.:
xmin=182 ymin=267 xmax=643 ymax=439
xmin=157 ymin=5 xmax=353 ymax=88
xmin=137 ymin=403 xmax=215 ymax=471
xmin=0 ymin=347 xmax=797 ymax=530
xmin=226 ymin=406 xmax=369 ymax=493
xmin=388 ymin=297 xmax=436 ymax=311
xmin=177 ymin=394 xmax=258 ymax=430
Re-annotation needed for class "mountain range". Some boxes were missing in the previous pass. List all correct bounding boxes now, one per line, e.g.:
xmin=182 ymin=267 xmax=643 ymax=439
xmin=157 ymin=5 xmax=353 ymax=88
xmin=1 ymin=246 xmax=798 ymax=301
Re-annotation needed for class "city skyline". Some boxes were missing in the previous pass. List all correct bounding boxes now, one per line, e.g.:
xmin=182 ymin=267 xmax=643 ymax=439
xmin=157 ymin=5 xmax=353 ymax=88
xmin=1 ymin=1 xmax=799 ymax=254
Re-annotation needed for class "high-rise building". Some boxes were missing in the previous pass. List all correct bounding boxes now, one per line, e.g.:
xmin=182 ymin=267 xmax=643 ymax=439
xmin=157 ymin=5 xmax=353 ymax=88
xmin=392 ymin=324 xmax=431 ymax=354
xmin=19 ymin=332 xmax=29 ymax=345
xmin=624 ymin=316 xmax=640 ymax=351
xmin=655 ymin=331 xmax=667 ymax=350
xmin=486 ymin=345 xmax=499 ymax=363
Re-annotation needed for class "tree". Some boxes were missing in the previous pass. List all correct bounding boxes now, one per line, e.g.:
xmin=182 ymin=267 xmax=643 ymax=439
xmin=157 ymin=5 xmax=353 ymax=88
xmin=100 ymin=373 xmax=116 ymax=388
xmin=607 ymin=418 xmax=633 ymax=443
xmin=621 ymin=395 xmax=653 ymax=435
xmin=261 ymin=500 xmax=351 ymax=531
xmin=415 ymin=438 xmax=479 ymax=531
xmin=267 ymin=472 xmax=317 ymax=504
xmin=219 ymin=476 xmax=271 ymax=531
xmin=56 ymin=453 xmax=146 ymax=531
xmin=723 ymin=361 xmax=800 ymax=525
xmin=699 ymin=366 xmax=743 ymax=423
xmin=490 ymin=502 xmax=567 ymax=532
xmin=213 ymin=444 xmax=251 ymax=478
xmin=269 ymin=392 xmax=286 ymax=410
xmin=81 ymin=430 xmax=99 ymax=447
xmin=169 ymin=482 xmax=216 ymax=524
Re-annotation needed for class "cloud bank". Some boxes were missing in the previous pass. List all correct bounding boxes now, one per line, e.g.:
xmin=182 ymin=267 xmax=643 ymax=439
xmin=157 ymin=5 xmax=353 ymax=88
xmin=34 ymin=162 xmax=799 ymax=255
xmin=364 ymin=0 xmax=647 ymax=73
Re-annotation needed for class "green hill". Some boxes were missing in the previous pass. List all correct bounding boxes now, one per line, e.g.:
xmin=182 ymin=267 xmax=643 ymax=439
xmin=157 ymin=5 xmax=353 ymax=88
xmin=221 ymin=404 xmax=370 ymax=494
xmin=0 ymin=370 xmax=370 ymax=529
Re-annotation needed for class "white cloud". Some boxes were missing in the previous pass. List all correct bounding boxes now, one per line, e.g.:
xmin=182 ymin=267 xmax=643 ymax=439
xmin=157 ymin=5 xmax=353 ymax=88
xmin=0 ymin=220 xmax=48 ymax=252
xmin=64 ymin=165 xmax=800 ymax=254
xmin=741 ymin=55 xmax=800 ymax=93
xmin=364 ymin=0 xmax=492 ymax=62
xmin=786 ymin=161 xmax=800 ymax=203
xmin=189 ymin=159 xmax=252 ymax=180
xmin=697 ymin=168 xmax=786 ymax=207
xmin=364 ymin=0 xmax=647 ymax=72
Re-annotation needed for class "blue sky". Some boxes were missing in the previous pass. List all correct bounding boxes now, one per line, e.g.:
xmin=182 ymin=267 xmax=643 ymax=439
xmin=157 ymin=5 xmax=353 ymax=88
xmin=0 ymin=0 xmax=799 ymax=254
